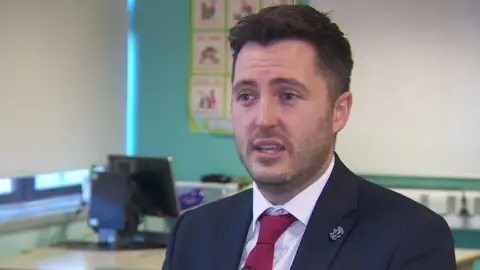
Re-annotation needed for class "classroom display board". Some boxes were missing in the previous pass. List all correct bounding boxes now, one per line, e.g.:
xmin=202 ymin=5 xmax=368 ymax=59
xmin=188 ymin=0 xmax=297 ymax=134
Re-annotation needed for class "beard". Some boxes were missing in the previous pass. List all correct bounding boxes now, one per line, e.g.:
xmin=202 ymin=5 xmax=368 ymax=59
xmin=235 ymin=114 xmax=334 ymax=191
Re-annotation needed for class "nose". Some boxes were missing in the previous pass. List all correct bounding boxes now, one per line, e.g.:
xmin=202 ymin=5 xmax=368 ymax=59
xmin=255 ymin=96 xmax=279 ymax=128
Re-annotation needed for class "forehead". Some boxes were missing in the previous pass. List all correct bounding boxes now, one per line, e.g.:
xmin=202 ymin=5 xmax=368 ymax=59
xmin=233 ymin=40 xmax=319 ymax=84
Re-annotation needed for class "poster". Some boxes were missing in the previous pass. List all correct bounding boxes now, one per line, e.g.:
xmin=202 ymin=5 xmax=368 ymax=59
xmin=193 ymin=33 xmax=226 ymax=74
xmin=190 ymin=76 xmax=224 ymax=118
xmin=224 ymin=76 xmax=232 ymax=120
xmin=188 ymin=0 xmax=298 ymax=134
xmin=227 ymin=0 xmax=260 ymax=28
xmin=226 ymin=38 xmax=233 ymax=73
xmin=192 ymin=0 xmax=225 ymax=30
xmin=261 ymin=0 xmax=296 ymax=8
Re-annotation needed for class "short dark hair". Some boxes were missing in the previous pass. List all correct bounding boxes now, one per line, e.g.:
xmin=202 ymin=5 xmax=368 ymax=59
xmin=228 ymin=4 xmax=353 ymax=100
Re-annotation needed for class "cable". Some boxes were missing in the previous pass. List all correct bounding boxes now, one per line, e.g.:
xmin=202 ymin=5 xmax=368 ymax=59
xmin=459 ymin=190 xmax=471 ymax=218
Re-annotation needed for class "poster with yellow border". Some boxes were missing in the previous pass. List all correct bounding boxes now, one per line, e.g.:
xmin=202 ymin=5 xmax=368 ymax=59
xmin=188 ymin=0 xmax=298 ymax=134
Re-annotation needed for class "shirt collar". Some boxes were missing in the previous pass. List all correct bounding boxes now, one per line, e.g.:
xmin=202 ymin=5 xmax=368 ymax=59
xmin=252 ymin=155 xmax=335 ymax=230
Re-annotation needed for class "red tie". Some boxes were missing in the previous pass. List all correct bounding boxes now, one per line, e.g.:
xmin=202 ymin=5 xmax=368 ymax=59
xmin=244 ymin=213 xmax=297 ymax=270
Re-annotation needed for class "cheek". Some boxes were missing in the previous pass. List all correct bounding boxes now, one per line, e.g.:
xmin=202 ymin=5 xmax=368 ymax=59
xmin=285 ymin=111 xmax=331 ymax=145
xmin=232 ymin=111 xmax=252 ymax=140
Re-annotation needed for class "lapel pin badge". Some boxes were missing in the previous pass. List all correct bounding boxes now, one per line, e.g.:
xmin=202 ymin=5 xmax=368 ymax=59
xmin=329 ymin=226 xmax=344 ymax=241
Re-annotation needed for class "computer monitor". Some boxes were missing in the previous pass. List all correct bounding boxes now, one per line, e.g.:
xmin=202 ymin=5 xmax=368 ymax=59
xmin=88 ymin=171 xmax=131 ymax=233
xmin=107 ymin=155 xmax=181 ymax=218
xmin=58 ymin=155 xmax=181 ymax=250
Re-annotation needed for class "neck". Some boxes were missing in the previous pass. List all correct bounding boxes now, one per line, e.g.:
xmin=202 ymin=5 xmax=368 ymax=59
xmin=257 ymin=152 xmax=334 ymax=205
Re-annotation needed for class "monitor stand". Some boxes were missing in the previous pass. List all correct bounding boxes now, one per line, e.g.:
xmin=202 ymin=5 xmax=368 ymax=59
xmin=55 ymin=229 xmax=170 ymax=250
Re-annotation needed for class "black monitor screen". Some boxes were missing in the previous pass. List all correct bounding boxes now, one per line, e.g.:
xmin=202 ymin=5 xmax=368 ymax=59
xmin=108 ymin=155 xmax=180 ymax=218
xmin=89 ymin=172 xmax=129 ymax=231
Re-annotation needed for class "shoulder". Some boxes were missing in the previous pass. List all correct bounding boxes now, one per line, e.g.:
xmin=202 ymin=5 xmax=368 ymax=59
xmin=179 ymin=188 xmax=252 ymax=222
xmin=355 ymin=175 xmax=449 ymax=231
xmin=167 ymin=188 xmax=252 ymax=244
xmin=332 ymin=155 xmax=444 ymax=226
xmin=353 ymin=176 xmax=454 ymax=259
xmin=354 ymin=178 xmax=455 ymax=267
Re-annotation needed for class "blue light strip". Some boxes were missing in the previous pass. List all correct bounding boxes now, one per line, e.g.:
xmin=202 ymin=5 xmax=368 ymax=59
xmin=127 ymin=0 xmax=135 ymax=12
xmin=126 ymin=0 xmax=137 ymax=155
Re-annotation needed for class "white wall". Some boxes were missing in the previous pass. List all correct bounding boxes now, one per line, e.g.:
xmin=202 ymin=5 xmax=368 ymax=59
xmin=0 ymin=0 xmax=128 ymax=177
xmin=311 ymin=0 xmax=480 ymax=178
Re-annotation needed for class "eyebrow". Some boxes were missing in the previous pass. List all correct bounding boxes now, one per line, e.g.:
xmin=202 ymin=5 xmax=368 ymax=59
xmin=232 ymin=77 xmax=309 ymax=94
xmin=270 ymin=77 xmax=309 ymax=93
xmin=232 ymin=80 xmax=257 ymax=93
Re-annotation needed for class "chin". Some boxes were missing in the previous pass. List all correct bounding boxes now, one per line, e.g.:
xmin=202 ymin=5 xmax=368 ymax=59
xmin=241 ymin=153 xmax=291 ymax=184
xmin=249 ymin=167 xmax=290 ymax=185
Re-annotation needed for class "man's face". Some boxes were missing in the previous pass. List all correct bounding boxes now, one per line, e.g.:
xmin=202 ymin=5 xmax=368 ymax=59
xmin=231 ymin=40 xmax=351 ymax=187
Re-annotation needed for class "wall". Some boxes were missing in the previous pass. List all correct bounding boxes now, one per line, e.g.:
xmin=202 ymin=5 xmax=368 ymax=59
xmin=133 ymin=0 xmax=308 ymax=181
xmin=132 ymin=0 xmax=480 ymax=187
xmin=131 ymin=0 xmax=480 ymax=249
xmin=1 ymin=0 xmax=480 ymax=259
xmin=0 ymin=0 xmax=127 ymax=177
xmin=310 ymin=0 xmax=480 ymax=179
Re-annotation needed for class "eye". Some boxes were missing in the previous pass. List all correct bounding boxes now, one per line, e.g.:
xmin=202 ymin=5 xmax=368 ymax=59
xmin=281 ymin=93 xmax=297 ymax=101
xmin=236 ymin=93 xmax=254 ymax=102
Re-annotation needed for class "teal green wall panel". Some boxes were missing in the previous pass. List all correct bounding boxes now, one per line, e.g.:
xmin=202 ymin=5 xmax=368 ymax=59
xmin=454 ymin=230 xmax=480 ymax=249
xmin=365 ymin=175 xmax=480 ymax=191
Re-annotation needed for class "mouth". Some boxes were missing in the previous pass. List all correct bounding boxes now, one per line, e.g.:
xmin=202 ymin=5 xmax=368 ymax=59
xmin=254 ymin=144 xmax=285 ymax=154
xmin=252 ymin=139 xmax=286 ymax=157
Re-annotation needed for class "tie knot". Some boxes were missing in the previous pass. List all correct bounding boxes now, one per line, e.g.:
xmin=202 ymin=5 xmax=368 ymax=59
xmin=257 ymin=213 xmax=296 ymax=245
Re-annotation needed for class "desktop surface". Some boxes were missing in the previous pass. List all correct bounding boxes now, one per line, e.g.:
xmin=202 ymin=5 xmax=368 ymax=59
xmin=0 ymin=246 xmax=166 ymax=270
xmin=0 ymin=246 xmax=478 ymax=270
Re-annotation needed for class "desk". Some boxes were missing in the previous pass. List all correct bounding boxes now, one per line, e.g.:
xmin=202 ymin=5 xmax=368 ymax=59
xmin=0 ymin=247 xmax=166 ymax=270
xmin=0 ymin=247 xmax=478 ymax=270
xmin=457 ymin=249 xmax=480 ymax=270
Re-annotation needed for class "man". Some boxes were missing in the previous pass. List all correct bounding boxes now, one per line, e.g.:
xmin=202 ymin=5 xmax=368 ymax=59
xmin=163 ymin=4 xmax=456 ymax=270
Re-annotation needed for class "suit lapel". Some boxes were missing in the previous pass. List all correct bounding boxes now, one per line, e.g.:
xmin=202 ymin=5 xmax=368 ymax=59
xmin=291 ymin=153 xmax=360 ymax=270
xmin=211 ymin=189 xmax=253 ymax=270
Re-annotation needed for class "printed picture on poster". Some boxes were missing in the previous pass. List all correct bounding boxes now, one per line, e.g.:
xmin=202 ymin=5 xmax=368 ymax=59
xmin=228 ymin=0 xmax=260 ymax=27
xmin=224 ymin=76 xmax=232 ymax=119
xmin=192 ymin=0 xmax=225 ymax=30
xmin=193 ymin=33 xmax=226 ymax=73
xmin=190 ymin=76 xmax=225 ymax=118
xmin=262 ymin=0 xmax=295 ymax=8
xmin=226 ymin=39 xmax=233 ymax=74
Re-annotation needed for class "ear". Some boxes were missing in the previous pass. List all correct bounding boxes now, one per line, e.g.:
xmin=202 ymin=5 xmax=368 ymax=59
xmin=332 ymin=91 xmax=353 ymax=134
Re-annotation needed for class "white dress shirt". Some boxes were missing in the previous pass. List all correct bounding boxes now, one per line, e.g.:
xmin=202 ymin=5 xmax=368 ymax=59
xmin=239 ymin=156 xmax=335 ymax=270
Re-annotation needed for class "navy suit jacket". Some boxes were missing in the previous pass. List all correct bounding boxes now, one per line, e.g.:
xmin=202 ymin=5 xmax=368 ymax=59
xmin=162 ymin=155 xmax=456 ymax=270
